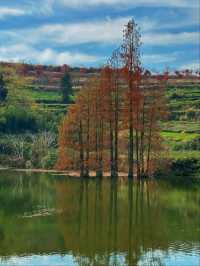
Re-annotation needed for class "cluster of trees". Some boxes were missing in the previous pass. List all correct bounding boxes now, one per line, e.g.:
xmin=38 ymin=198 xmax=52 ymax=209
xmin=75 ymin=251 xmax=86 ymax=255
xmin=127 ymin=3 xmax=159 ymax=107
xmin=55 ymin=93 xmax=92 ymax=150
xmin=57 ymin=19 xmax=168 ymax=179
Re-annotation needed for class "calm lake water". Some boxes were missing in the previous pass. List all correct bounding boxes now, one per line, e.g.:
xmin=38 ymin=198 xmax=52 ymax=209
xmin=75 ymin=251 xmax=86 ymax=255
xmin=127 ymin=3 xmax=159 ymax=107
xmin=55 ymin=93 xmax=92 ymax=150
xmin=0 ymin=170 xmax=199 ymax=266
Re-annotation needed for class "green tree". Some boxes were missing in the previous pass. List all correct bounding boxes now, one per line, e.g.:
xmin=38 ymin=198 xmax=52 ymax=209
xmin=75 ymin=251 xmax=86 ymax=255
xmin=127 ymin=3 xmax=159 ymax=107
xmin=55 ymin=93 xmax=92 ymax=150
xmin=60 ymin=72 xmax=73 ymax=103
xmin=0 ymin=74 xmax=7 ymax=102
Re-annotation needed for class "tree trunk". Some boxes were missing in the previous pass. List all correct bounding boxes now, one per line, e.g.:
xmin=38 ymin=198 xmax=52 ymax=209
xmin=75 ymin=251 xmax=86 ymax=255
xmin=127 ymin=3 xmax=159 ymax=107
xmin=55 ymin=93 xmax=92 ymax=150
xmin=79 ymin=120 xmax=85 ymax=178
xmin=114 ymin=75 xmax=119 ymax=178
xmin=85 ymin=104 xmax=90 ymax=177
xmin=146 ymin=110 xmax=154 ymax=176
xmin=140 ymin=101 xmax=145 ymax=176
xmin=128 ymin=79 xmax=134 ymax=179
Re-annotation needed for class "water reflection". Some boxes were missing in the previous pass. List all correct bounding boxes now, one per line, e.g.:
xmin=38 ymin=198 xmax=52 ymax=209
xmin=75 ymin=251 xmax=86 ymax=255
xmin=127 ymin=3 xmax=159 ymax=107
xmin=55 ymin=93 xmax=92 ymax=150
xmin=55 ymin=178 xmax=200 ymax=266
xmin=0 ymin=171 xmax=199 ymax=266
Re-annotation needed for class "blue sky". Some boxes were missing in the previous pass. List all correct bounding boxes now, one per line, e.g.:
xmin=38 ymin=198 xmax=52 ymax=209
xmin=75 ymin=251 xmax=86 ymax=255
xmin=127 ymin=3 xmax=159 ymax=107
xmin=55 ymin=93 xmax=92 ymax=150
xmin=0 ymin=0 xmax=199 ymax=71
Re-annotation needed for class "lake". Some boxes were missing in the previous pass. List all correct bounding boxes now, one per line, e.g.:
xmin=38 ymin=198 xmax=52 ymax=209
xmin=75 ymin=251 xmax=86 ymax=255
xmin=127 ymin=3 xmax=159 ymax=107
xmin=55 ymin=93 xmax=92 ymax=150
xmin=0 ymin=170 xmax=199 ymax=266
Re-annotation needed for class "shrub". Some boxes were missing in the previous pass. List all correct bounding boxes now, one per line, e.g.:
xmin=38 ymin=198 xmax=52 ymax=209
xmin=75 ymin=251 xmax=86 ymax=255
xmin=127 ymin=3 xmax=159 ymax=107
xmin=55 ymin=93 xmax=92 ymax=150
xmin=0 ymin=105 xmax=39 ymax=133
xmin=0 ymin=132 xmax=57 ymax=169
xmin=171 ymin=158 xmax=200 ymax=175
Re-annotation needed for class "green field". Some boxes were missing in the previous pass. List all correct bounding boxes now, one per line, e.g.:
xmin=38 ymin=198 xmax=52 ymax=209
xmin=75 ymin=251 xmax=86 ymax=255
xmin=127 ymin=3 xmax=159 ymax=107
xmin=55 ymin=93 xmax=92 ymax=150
xmin=161 ymin=86 xmax=200 ymax=161
xmin=0 ymin=81 xmax=199 ymax=170
xmin=24 ymin=88 xmax=62 ymax=103
xmin=31 ymin=85 xmax=200 ymax=162
xmin=167 ymin=86 xmax=200 ymax=120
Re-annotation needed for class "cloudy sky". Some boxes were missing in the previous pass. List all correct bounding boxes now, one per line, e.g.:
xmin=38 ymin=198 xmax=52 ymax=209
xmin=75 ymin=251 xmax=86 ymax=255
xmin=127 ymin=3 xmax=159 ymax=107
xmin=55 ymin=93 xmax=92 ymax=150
xmin=0 ymin=0 xmax=199 ymax=71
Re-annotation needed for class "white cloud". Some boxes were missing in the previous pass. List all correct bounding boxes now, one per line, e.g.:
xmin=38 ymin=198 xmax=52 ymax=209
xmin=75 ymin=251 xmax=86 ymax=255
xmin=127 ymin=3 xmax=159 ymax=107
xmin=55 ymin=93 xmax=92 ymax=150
xmin=27 ymin=0 xmax=54 ymax=15
xmin=0 ymin=0 xmax=198 ymax=19
xmin=142 ymin=53 xmax=177 ymax=64
xmin=0 ymin=44 xmax=99 ymax=66
xmin=59 ymin=0 xmax=198 ymax=8
xmin=0 ymin=17 xmax=131 ymax=46
xmin=180 ymin=62 xmax=200 ymax=70
xmin=139 ymin=10 xmax=199 ymax=32
xmin=0 ymin=7 xmax=26 ymax=19
xmin=161 ymin=10 xmax=199 ymax=30
xmin=0 ymin=0 xmax=55 ymax=18
xmin=2 ymin=17 xmax=198 ymax=47
xmin=14 ymin=0 xmax=197 ymax=17
xmin=32 ymin=17 xmax=131 ymax=45
xmin=0 ymin=12 xmax=198 ymax=68
xmin=143 ymin=32 xmax=199 ymax=46
xmin=8 ymin=0 xmax=196 ymax=15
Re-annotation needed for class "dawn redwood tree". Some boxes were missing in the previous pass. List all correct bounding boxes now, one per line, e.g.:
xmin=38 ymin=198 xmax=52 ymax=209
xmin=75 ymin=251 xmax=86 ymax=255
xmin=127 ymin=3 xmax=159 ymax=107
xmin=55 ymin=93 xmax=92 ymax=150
xmin=121 ymin=19 xmax=142 ymax=179
xmin=112 ymin=53 xmax=120 ymax=178
xmin=92 ymin=76 xmax=106 ymax=178
xmin=83 ymin=87 xmax=91 ymax=177
xmin=76 ymin=85 xmax=93 ymax=177
xmin=111 ymin=52 xmax=119 ymax=177
xmin=105 ymin=49 xmax=122 ymax=178
xmin=145 ymin=73 xmax=168 ymax=175
xmin=58 ymin=78 xmax=99 ymax=177
xmin=87 ymin=78 xmax=108 ymax=177
xmin=57 ymin=105 xmax=78 ymax=171
xmin=100 ymin=66 xmax=115 ymax=176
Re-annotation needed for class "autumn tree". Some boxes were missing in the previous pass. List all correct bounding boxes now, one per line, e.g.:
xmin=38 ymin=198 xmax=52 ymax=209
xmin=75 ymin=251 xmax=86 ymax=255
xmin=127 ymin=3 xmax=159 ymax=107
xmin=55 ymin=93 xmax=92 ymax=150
xmin=121 ymin=19 xmax=142 ymax=179
xmin=58 ymin=104 xmax=81 ymax=172
xmin=102 ymin=49 xmax=122 ymax=178
xmin=144 ymin=73 xmax=168 ymax=176
xmin=90 ymin=76 xmax=106 ymax=177
xmin=58 ymin=81 xmax=96 ymax=177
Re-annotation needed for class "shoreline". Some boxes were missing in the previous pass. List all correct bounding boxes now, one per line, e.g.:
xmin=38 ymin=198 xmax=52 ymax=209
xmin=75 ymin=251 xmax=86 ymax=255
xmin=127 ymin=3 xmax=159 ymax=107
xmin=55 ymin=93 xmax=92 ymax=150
xmin=0 ymin=168 xmax=129 ymax=178
xmin=0 ymin=168 xmax=199 ymax=182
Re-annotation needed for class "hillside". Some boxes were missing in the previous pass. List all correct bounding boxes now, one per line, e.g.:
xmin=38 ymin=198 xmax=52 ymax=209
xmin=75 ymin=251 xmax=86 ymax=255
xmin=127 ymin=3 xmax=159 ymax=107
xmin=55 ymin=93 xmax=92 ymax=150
xmin=163 ymin=85 xmax=200 ymax=161
xmin=0 ymin=62 xmax=199 ymax=170
xmin=1 ymin=62 xmax=199 ymax=111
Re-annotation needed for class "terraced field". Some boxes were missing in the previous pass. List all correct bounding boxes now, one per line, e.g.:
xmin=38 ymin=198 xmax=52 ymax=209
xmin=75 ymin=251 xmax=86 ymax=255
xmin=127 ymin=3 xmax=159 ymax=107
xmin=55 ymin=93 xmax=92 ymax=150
xmin=162 ymin=85 xmax=200 ymax=159
xmin=28 ymin=79 xmax=200 ymax=161
xmin=1 ymin=62 xmax=199 ymax=166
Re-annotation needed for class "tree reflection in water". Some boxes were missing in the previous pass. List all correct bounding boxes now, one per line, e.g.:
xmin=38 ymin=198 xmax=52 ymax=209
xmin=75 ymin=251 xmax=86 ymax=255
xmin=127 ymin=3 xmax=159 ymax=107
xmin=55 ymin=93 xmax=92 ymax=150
xmin=0 ymin=171 xmax=199 ymax=266
xmin=55 ymin=177 xmax=200 ymax=266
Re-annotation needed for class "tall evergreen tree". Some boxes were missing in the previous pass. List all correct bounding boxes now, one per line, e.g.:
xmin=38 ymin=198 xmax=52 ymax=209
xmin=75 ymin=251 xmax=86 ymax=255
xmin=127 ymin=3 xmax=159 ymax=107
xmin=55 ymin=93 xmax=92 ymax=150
xmin=60 ymin=72 xmax=73 ymax=103
xmin=0 ymin=74 xmax=7 ymax=102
